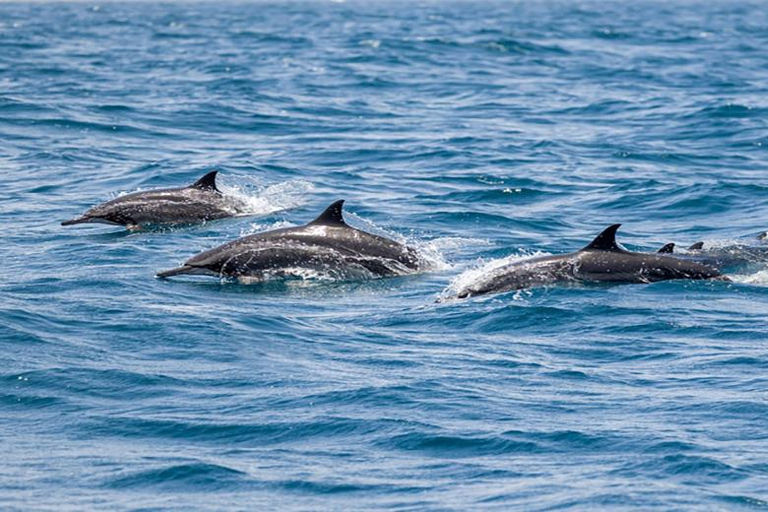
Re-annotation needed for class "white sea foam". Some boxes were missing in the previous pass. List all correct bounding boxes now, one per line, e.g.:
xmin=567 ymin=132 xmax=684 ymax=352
xmin=219 ymin=177 xmax=314 ymax=217
xmin=729 ymin=269 xmax=768 ymax=286
xmin=415 ymin=236 xmax=493 ymax=272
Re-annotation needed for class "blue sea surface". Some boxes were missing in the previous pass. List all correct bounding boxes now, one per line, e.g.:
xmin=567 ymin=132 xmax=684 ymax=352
xmin=2 ymin=0 xmax=768 ymax=509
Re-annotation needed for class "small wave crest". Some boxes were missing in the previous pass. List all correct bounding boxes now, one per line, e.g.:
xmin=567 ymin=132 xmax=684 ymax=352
xmin=106 ymin=462 xmax=249 ymax=491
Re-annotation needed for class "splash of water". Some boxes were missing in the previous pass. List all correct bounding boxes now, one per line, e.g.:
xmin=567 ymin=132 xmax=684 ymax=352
xmin=729 ymin=269 xmax=768 ymax=286
xmin=344 ymin=211 xmax=489 ymax=273
xmin=219 ymin=177 xmax=314 ymax=217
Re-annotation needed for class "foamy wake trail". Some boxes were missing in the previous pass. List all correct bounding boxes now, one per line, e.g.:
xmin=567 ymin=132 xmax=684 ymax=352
xmin=220 ymin=178 xmax=315 ymax=217
xmin=344 ymin=212 xmax=492 ymax=273
xmin=439 ymin=250 xmax=551 ymax=301
xmin=729 ymin=269 xmax=768 ymax=285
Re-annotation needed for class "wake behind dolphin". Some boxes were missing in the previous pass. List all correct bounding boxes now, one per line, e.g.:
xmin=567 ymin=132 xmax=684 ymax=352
xmin=157 ymin=200 xmax=427 ymax=282
xmin=447 ymin=224 xmax=726 ymax=300
xmin=62 ymin=171 xmax=246 ymax=230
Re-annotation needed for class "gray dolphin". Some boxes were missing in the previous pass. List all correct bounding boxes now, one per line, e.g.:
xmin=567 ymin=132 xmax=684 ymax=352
xmin=661 ymin=239 xmax=768 ymax=270
xmin=157 ymin=200 xmax=425 ymax=282
xmin=62 ymin=171 xmax=243 ymax=230
xmin=451 ymin=224 xmax=726 ymax=299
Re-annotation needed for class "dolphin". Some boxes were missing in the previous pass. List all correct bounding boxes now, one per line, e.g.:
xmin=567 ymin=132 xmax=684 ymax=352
xmin=450 ymin=224 xmax=726 ymax=299
xmin=62 ymin=171 xmax=243 ymax=230
xmin=660 ymin=239 xmax=768 ymax=270
xmin=157 ymin=200 xmax=425 ymax=282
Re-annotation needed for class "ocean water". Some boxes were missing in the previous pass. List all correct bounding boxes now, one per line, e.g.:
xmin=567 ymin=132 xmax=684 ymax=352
xmin=2 ymin=0 xmax=768 ymax=509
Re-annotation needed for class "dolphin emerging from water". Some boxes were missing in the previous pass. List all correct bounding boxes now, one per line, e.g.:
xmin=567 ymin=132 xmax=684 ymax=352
xmin=656 ymin=239 xmax=768 ymax=270
xmin=62 ymin=171 xmax=243 ymax=230
xmin=450 ymin=224 xmax=726 ymax=299
xmin=157 ymin=200 xmax=425 ymax=282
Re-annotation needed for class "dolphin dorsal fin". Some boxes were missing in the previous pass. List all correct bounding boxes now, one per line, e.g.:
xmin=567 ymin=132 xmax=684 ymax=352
xmin=309 ymin=200 xmax=347 ymax=227
xmin=657 ymin=243 xmax=675 ymax=254
xmin=688 ymin=241 xmax=704 ymax=251
xmin=582 ymin=224 xmax=624 ymax=252
xmin=190 ymin=170 xmax=219 ymax=192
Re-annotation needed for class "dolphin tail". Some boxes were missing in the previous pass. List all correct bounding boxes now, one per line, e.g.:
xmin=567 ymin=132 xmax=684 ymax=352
xmin=156 ymin=265 xmax=195 ymax=279
xmin=61 ymin=216 xmax=91 ymax=226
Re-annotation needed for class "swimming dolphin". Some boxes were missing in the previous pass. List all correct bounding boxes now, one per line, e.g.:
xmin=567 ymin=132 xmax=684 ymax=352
xmin=450 ymin=224 xmax=725 ymax=299
xmin=157 ymin=200 xmax=425 ymax=281
xmin=61 ymin=171 xmax=243 ymax=230
xmin=661 ymin=239 xmax=768 ymax=270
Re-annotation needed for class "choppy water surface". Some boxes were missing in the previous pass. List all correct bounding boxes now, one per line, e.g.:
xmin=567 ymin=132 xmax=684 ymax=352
xmin=2 ymin=1 xmax=768 ymax=509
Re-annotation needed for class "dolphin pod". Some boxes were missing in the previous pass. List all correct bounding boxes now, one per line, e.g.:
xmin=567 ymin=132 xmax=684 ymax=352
xmin=62 ymin=171 xmax=243 ymax=230
xmin=647 ymin=237 xmax=768 ymax=272
xmin=63 ymin=172 xmax=748 ymax=298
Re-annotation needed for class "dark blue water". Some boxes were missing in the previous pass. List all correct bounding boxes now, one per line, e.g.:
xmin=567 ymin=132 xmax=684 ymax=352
xmin=3 ymin=1 xmax=768 ymax=509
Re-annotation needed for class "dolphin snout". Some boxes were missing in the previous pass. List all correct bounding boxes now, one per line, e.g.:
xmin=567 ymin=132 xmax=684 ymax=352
xmin=156 ymin=265 xmax=194 ymax=279
xmin=61 ymin=216 xmax=91 ymax=226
